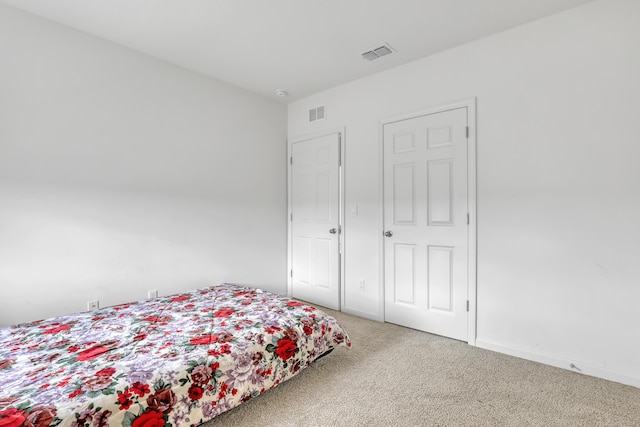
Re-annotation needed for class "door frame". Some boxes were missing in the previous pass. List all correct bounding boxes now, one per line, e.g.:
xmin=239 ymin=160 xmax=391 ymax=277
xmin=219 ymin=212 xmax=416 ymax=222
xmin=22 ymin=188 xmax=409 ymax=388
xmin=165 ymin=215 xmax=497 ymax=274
xmin=287 ymin=127 xmax=346 ymax=309
xmin=379 ymin=99 xmax=477 ymax=345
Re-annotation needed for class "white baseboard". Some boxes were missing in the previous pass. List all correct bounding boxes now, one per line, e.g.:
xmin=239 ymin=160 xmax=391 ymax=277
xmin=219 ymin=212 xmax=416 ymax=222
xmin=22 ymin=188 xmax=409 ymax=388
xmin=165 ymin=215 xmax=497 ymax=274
xmin=340 ymin=306 xmax=383 ymax=322
xmin=476 ymin=339 xmax=640 ymax=389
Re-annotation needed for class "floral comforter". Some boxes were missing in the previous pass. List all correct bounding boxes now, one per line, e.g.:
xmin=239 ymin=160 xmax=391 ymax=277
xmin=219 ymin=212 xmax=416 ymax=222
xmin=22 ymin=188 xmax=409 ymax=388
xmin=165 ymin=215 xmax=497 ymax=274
xmin=0 ymin=284 xmax=350 ymax=427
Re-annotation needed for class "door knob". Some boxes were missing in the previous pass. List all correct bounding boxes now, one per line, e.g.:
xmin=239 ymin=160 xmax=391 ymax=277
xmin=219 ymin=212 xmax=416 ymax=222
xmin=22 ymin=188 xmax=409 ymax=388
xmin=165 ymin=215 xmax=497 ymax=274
xmin=329 ymin=228 xmax=337 ymax=234
xmin=384 ymin=230 xmax=393 ymax=237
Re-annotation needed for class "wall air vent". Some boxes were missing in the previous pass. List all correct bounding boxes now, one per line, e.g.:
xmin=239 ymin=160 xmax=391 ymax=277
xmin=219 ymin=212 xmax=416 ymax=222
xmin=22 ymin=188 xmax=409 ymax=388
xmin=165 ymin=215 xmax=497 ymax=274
xmin=361 ymin=43 xmax=395 ymax=61
xmin=309 ymin=105 xmax=326 ymax=122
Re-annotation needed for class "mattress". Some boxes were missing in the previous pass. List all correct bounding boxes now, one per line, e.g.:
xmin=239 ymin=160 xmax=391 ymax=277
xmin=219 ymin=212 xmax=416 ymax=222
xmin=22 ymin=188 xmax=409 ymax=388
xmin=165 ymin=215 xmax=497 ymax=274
xmin=0 ymin=283 xmax=350 ymax=426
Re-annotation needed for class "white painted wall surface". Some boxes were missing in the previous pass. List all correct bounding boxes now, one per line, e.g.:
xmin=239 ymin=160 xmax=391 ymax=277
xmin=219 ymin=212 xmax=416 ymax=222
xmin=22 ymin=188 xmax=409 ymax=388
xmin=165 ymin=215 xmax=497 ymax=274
xmin=288 ymin=0 xmax=640 ymax=386
xmin=0 ymin=5 xmax=287 ymax=326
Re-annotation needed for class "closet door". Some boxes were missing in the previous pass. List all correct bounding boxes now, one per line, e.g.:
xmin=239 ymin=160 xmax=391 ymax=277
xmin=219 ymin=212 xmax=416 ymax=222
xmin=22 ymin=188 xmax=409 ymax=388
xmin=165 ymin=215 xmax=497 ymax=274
xmin=290 ymin=132 xmax=341 ymax=310
xmin=383 ymin=107 xmax=469 ymax=341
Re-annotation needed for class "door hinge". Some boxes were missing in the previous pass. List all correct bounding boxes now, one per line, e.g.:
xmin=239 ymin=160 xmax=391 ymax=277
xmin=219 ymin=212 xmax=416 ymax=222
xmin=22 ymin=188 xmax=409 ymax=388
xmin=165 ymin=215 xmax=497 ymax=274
xmin=290 ymin=156 xmax=293 ymax=165
xmin=466 ymin=126 xmax=469 ymax=138
xmin=467 ymin=213 xmax=470 ymax=225
xmin=290 ymin=213 xmax=293 ymax=221
xmin=290 ymin=269 xmax=293 ymax=278
xmin=338 ymin=133 xmax=342 ymax=167
xmin=466 ymin=300 xmax=470 ymax=312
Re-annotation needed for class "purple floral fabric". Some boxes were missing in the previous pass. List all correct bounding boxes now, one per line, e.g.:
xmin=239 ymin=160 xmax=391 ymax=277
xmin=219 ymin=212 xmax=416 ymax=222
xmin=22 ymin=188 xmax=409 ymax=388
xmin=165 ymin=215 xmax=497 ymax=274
xmin=0 ymin=284 xmax=350 ymax=427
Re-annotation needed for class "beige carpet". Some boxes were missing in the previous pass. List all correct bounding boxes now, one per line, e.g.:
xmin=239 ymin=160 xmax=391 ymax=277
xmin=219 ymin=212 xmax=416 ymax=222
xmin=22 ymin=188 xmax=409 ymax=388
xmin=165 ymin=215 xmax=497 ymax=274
xmin=204 ymin=308 xmax=640 ymax=426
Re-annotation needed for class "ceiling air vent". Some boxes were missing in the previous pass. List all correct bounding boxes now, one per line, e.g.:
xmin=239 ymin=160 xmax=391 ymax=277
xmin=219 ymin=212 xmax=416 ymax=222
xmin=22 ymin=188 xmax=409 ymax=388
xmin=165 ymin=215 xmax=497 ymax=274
xmin=309 ymin=105 xmax=326 ymax=122
xmin=361 ymin=43 xmax=395 ymax=61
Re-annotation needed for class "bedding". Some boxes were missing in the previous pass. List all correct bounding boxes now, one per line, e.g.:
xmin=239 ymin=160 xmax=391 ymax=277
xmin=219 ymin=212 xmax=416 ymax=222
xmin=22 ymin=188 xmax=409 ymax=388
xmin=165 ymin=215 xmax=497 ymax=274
xmin=0 ymin=284 xmax=350 ymax=427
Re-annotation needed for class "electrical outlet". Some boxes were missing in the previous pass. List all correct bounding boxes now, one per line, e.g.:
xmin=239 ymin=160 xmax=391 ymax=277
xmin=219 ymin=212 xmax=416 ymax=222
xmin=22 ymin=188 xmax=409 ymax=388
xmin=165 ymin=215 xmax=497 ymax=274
xmin=87 ymin=300 xmax=99 ymax=311
xmin=148 ymin=290 xmax=158 ymax=299
xmin=359 ymin=280 xmax=365 ymax=291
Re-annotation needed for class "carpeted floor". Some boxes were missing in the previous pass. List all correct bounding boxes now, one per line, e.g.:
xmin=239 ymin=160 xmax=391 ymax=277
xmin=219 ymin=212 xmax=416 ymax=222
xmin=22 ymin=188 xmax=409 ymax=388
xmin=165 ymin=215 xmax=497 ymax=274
xmin=204 ymin=308 xmax=640 ymax=426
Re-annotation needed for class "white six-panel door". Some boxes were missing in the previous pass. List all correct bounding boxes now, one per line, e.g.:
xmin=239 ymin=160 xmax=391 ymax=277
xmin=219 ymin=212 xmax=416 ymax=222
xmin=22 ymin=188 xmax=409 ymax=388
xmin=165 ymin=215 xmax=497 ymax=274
xmin=290 ymin=133 xmax=341 ymax=310
xmin=383 ymin=107 xmax=469 ymax=341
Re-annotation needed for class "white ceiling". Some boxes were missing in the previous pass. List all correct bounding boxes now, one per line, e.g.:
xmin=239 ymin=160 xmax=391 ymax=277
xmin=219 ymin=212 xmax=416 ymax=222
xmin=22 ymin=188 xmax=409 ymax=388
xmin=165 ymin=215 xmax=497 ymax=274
xmin=1 ymin=0 xmax=597 ymax=102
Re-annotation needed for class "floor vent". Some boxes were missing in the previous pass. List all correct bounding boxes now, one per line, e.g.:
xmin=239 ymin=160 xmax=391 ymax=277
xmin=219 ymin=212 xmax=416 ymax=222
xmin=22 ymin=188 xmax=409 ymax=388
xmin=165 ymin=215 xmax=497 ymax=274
xmin=309 ymin=105 xmax=326 ymax=122
xmin=361 ymin=43 xmax=395 ymax=61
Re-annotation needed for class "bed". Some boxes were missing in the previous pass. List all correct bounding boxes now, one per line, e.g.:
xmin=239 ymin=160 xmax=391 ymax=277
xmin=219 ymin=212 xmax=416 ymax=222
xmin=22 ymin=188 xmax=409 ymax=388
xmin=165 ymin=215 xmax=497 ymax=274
xmin=0 ymin=283 xmax=350 ymax=426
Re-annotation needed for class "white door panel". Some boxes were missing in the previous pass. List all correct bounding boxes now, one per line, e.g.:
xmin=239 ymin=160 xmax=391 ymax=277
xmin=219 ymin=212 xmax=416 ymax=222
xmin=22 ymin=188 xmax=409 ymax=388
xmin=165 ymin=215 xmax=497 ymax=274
xmin=384 ymin=107 xmax=468 ymax=341
xmin=290 ymin=133 xmax=340 ymax=310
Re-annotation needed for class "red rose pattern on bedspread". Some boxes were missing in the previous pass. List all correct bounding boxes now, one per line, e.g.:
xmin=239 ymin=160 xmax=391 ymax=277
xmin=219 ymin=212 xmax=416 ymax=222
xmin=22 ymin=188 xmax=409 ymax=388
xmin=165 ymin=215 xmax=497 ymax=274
xmin=0 ymin=284 xmax=350 ymax=426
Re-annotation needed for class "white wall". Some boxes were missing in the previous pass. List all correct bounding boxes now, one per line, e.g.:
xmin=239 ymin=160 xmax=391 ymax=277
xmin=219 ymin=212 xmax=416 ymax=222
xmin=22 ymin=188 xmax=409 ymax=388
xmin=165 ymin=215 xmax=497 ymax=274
xmin=288 ymin=0 xmax=640 ymax=387
xmin=0 ymin=5 xmax=287 ymax=326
